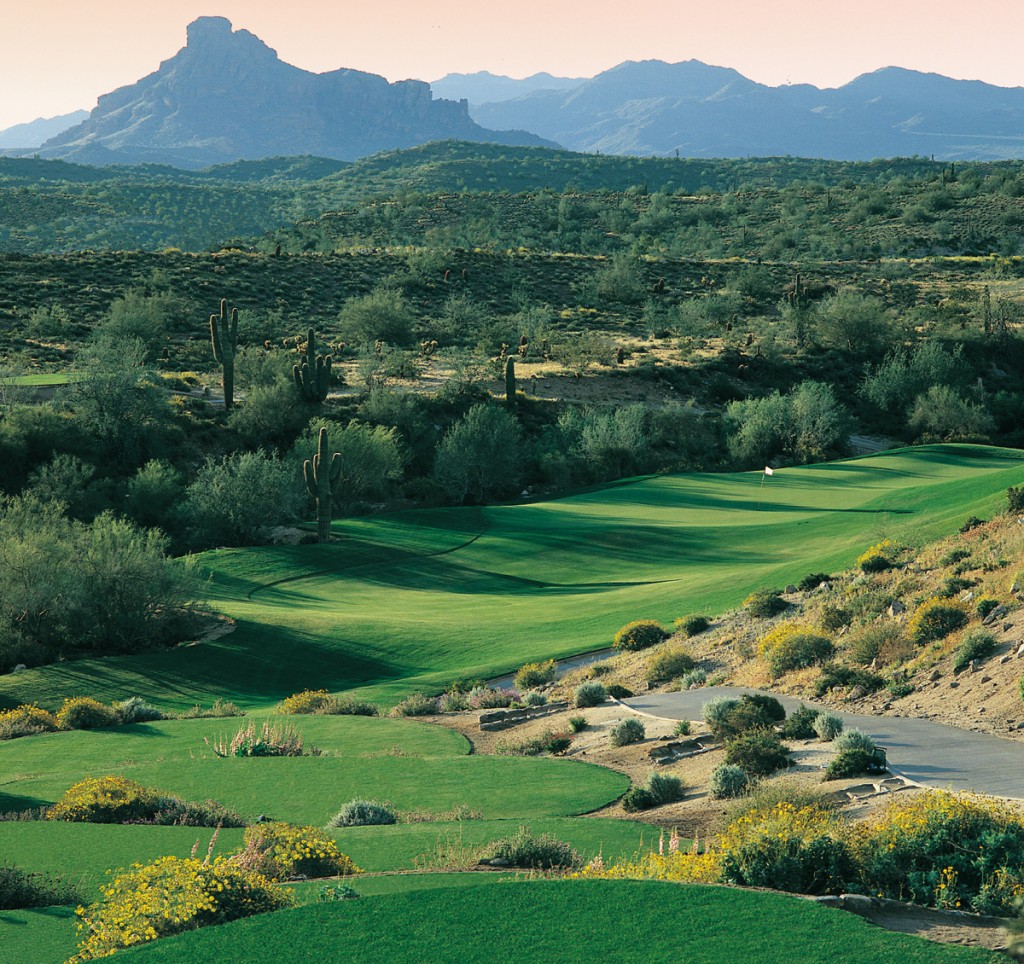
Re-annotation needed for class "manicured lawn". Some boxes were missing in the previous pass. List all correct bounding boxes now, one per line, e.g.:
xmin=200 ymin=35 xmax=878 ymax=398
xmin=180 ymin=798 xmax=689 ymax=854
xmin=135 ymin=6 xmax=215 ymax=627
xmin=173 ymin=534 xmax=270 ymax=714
xmin=0 ymin=905 xmax=78 ymax=964
xmin=1 ymin=445 xmax=1020 ymax=713
xmin=10 ymin=372 xmax=80 ymax=386
xmin=120 ymin=880 xmax=999 ymax=963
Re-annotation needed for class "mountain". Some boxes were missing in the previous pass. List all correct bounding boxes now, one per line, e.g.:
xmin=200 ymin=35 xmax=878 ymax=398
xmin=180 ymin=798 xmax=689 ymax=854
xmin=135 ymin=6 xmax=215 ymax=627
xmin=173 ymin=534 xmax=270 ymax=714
xmin=37 ymin=17 xmax=552 ymax=169
xmin=472 ymin=60 xmax=1024 ymax=160
xmin=430 ymin=71 xmax=585 ymax=106
xmin=0 ymin=110 xmax=89 ymax=149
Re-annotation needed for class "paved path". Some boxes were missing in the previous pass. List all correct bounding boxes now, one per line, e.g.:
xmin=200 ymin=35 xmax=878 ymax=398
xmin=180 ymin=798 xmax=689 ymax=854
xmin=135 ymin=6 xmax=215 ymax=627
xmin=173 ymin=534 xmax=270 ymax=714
xmin=625 ymin=687 xmax=1024 ymax=799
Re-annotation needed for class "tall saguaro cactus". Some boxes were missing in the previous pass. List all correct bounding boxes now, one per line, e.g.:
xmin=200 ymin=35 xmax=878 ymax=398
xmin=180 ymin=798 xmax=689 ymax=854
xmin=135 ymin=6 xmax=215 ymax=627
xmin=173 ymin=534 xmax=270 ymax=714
xmin=304 ymin=426 xmax=341 ymax=544
xmin=293 ymin=327 xmax=332 ymax=402
xmin=210 ymin=299 xmax=239 ymax=410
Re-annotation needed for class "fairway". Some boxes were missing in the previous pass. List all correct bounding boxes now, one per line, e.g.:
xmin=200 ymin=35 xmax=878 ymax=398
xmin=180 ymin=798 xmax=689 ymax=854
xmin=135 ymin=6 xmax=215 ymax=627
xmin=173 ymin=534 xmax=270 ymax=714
xmin=1 ymin=444 xmax=1022 ymax=710
xmin=117 ymin=880 xmax=997 ymax=964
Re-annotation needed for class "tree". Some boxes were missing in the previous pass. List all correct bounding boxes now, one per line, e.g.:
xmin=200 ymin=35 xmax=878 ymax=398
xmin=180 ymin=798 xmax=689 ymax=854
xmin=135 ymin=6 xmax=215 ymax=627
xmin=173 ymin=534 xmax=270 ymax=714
xmin=908 ymin=386 xmax=994 ymax=441
xmin=813 ymin=289 xmax=891 ymax=354
xmin=184 ymin=450 xmax=300 ymax=547
xmin=790 ymin=381 xmax=848 ymax=463
xmin=337 ymin=288 xmax=412 ymax=345
xmin=433 ymin=404 xmax=522 ymax=504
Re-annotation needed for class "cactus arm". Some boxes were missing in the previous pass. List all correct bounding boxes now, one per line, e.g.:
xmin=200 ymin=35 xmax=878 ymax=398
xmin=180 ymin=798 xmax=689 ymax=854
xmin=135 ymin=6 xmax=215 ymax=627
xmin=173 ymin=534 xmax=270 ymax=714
xmin=210 ymin=314 xmax=222 ymax=362
xmin=303 ymin=459 xmax=317 ymax=498
xmin=329 ymin=451 xmax=342 ymax=485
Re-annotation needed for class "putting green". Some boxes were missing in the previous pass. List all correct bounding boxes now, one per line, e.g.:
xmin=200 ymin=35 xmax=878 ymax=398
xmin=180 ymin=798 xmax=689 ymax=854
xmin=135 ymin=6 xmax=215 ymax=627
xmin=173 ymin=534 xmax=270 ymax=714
xmin=1 ymin=444 xmax=1021 ymax=710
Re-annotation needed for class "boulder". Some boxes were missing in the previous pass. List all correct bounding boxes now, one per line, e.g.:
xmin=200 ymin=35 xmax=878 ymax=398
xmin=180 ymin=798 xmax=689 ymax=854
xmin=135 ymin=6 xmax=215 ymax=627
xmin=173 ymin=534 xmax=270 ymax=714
xmin=888 ymin=600 xmax=905 ymax=617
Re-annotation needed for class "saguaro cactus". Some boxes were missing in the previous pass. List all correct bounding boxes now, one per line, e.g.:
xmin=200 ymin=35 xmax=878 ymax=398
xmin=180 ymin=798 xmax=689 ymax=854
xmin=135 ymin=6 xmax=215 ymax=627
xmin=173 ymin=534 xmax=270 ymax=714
xmin=304 ymin=426 xmax=341 ymax=544
xmin=504 ymin=356 xmax=516 ymax=406
xmin=293 ymin=327 xmax=332 ymax=402
xmin=209 ymin=299 xmax=239 ymax=410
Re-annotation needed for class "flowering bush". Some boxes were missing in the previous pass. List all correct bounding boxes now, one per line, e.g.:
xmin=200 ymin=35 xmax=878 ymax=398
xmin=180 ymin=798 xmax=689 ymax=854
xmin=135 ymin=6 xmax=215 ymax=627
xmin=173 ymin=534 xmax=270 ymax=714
xmin=237 ymin=823 xmax=360 ymax=881
xmin=70 ymin=855 xmax=290 ymax=961
xmin=644 ymin=646 xmax=696 ymax=683
xmin=56 ymin=697 xmax=120 ymax=731
xmin=857 ymin=790 xmax=1024 ymax=913
xmin=276 ymin=689 xmax=338 ymax=715
xmin=613 ymin=620 xmax=669 ymax=652
xmin=858 ymin=539 xmax=896 ymax=573
xmin=514 ymin=659 xmax=557 ymax=689
xmin=908 ymin=597 xmax=968 ymax=644
xmin=758 ymin=624 xmax=833 ymax=679
xmin=206 ymin=722 xmax=315 ymax=757
xmin=0 ymin=704 xmax=58 ymax=740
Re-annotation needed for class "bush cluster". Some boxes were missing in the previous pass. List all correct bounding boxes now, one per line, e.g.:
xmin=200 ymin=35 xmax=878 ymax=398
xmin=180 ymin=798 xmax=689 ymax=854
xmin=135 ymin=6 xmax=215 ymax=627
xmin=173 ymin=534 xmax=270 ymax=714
xmin=514 ymin=659 xmax=557 ymax=689
xmin=858 ymin=539 xmax=895 ymax=573
xmin=329 ymin=800 xmax=398 ymax=827
xmin=1 ymin=864 xmax=79 ymax=909
xmin=613 ymin=620 xmax=669 ymax=652
xmin=390 ymin=693 xmax=440 ymax=716
xmin=573 ymin=681 xmax=607 ymax=708
xmin=758 ymin=624 xmax=834 ymax=679
xmin=675 ymin=668 xmax=707 ymax=690
xmin=609 ymin=717 xmax=645 ymax=747
xmin=0 ymin=704 xmax=58 ymax=740
xmin=644 ymin=646 xmax=695 ymax=683
xmin=778 ymin=704 xmax=819 ymax=740
xmin=675 ymin=614 xmax=709 ymax=637
xmin=703 ymin=694 xmax=785 ymax=740
xmin=708 ymin=763 xmax=749 ymax=800
xmin=206 ymin=722 xmax=314 ymax=758
xmin=276 ymin=689 xmax=338 ymax=715
xmin=743 ymin=589 xmax=788 ymax=619
xmin=724 ymin=730 xmax=793 ymax=777
xmin=56 ymin=697 xmax=121 ymax=731
xmin=953 ymin=629 xmax=997 ymax=672
xmin=622 ymin=772 xmax=685 ymax=812
xmin=483 ymin=827 xmax=580 ymax=869
xmin=238 ymin=823 xmax=361 ymax=881
xmin=112 ymin=697 xmax=163 ymax=724
xmin=813 ymin=711 xmax=844 ymax=742
xmin=70 ymin=856 xmax=291 ymax=961
xmin=495 ymin=728 xmax=572 ymax=756
xmin=468 ymin=686 xmax=518 ymax=710
xmin=908 ymin=597 xmax=968 ymax=644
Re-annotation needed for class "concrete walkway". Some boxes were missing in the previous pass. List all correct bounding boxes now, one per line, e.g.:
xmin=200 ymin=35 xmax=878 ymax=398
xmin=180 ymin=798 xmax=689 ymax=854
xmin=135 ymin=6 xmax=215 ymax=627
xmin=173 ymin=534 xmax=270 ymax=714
xmin=625 ymin=687 xmax=1024 ymax=799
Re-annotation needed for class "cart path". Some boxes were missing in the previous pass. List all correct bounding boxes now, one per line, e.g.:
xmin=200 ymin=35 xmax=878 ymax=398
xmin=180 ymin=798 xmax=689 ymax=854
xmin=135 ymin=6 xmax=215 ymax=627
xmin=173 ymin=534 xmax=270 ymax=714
xmin=625 ymin=687 xmax=1024 ymax=799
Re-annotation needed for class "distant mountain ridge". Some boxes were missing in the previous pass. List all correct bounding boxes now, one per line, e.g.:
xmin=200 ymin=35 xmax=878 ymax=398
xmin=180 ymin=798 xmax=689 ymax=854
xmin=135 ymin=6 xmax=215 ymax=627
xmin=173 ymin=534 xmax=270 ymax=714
xmin=34 ymin=17 xmax=551 ymax=169
xmin=430 ymin=71 xmax=585 ymax=106
xmin=0 ymin=110 xmax=89 ymax=149
xmin=471 ymin=60 xmax=1024 ymax=161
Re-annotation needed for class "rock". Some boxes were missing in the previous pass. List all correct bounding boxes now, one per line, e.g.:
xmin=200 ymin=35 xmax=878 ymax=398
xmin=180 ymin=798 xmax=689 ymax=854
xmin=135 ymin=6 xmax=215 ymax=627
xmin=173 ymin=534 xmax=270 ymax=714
xmin=929 ymin=670 xmax=941 ymax=682
xmin=1016 ymin=642 xmax=1024 ymax=658
xmin=1005 ymin=622 xmax=1014 ymax=632
xmin=849 ymin=685 xmax=867 ymax=700
xmin=950 ymin=681 xmax=960 ymax=689
xmin=1000 ymin=655 xmax=1012 ymax=664
xmin=818 ymin=581 xmax=832 ymax=591
xmin=980 ymin=675 xmax=991 ymax=683
xmin=960 ymin=590 xmax=974 ymax=602
xmin=979 ymin=706 xmax=987 ymax=713
xmin=11 ymin=663 xmax=27 ymax=674
xmin=785 ymin=584 xmax=798 ymax=594
xmin=983 ymin=605 xmax=1009 ymax=626
xmin=888 ymin=600 xmax=905 ymax=617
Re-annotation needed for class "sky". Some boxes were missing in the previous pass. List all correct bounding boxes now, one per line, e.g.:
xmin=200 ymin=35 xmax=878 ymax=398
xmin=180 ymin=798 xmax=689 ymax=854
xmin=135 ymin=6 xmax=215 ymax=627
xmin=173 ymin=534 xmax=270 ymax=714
xmin=2 ymin=1 xmax=1024 ymax=130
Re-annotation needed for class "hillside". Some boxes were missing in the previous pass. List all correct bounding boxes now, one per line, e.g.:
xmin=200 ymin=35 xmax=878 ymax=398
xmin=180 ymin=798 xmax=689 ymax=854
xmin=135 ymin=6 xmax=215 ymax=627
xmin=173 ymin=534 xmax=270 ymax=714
xmin=474 ymin=60 xmax=1024 ymax=161
xmin=34 ymin=17 xmax=550 ymax=169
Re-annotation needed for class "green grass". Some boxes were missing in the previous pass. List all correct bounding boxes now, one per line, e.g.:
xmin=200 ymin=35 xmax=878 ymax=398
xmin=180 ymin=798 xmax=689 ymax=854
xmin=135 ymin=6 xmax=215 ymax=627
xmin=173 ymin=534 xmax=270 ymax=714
xmin=0 ymin=905 xmax=78 ymax=964
xmin=1 ymin=445 xmax=1021 ymax=713
xmin=119 ymin=880 xmax=997 ymax=963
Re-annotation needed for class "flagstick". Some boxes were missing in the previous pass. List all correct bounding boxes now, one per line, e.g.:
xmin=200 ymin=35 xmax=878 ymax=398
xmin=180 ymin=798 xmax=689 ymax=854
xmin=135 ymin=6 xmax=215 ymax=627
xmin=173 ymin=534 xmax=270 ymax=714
xmin=756 ymin=471 xmax=766 ymax=512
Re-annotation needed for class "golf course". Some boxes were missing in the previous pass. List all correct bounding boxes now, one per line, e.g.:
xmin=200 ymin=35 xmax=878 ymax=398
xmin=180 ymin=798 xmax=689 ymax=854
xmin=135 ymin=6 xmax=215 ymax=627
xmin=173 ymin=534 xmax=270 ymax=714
xmin=1 ymin=443 xmax=1021 ymax=712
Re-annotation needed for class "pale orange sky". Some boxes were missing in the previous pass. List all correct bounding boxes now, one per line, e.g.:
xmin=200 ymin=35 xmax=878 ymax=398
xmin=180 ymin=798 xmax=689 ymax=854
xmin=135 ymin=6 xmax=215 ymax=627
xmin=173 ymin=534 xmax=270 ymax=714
xmin=2 ymin=1 xmax=1023 ymax=130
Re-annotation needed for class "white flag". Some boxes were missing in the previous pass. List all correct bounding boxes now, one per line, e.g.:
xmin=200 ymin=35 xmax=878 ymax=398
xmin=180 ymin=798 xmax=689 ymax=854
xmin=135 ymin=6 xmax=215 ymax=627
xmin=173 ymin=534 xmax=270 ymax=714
xmin=764 ymin=466 xmax=774 ymax=476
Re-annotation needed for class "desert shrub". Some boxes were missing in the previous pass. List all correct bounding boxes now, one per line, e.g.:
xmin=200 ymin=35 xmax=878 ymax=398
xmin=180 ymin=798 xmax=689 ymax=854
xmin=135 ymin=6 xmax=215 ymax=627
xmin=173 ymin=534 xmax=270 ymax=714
xmin=586 ymin=662 xmax=612 ymax=678
xmin=206 ymin=722 xmax=315 ymax=758
xmin=521 ymin=691 xmax=547 ymax=708
xmin=1009 ymin=486 xmax=1024 ymax=514
xmin=960 ymin=516 xmax=985 ymax=534
xmin=645 ymin=646 xmax=696 ymax=683
xmin=0 ymin=704 xmax=58 ymax=740
xmin=609 ymin=717 xmax=646 ymax=747
xmin=938 ymin=576 xmax=974 ymax=598
xmin=316 ymin=883 xmax=360 ymax=902
xmin=438 ymin=691 xmax=470 ymax=712
xmin=468 ymin=686 xmax=518 ymax=710
xmin=702 ymin=697 xmax=740 ymax=735
xmin=846 ymin=623 xmax=914 ymax=667
xmin=813 ymin=711 xmax=844 ymax=742
xmin=568 ymin=715 xmax=589 ymax=733
xmin=70 ymin=856 xmax=290 ymax=960
xmin=112 ymin=697 xmax=163 ymax=724
xmin=858 ymin=790 xmax=1024 ymax=913
xmin=514 ymin=659 xmax=557 ymax=689
xmin=277 ymin=689 xmax=338 ymax=715
xmin=825 ymin=748 xmax=877 ymax=780
xmin=909 ymin=597 xmax=969 ymax=644
xmin=941 ymin=547 xmax=972 ymax=566
xmin=887 ymin=677 xmax=915 ymax=698
xmin=574 ymin=681 xmax=607 ymax=708
xmin=717 ymin=802 xmax=855 ymax=895
xmin=329 ymin=800 xmax=397 ymax=827
xmin=709 ymin=764 xmax=750 ymax=800
xmin=622 ymin=772 xmax=685 ymax=812
xmin=724 ymin=730 xmax=793 ymax=777
xmin=674 ymin=720 xmax=692 ymax=737
xmin=798 ymin=572 xmax=832 ymax=592
xmin=172 ymin=699 xmax=243 ymax=719
xmin=814 ymin=663 xmax=885 ymax=697
xmin=391 ymin=693 xmax=440 ymax=716
xmin=743 ymin=589 xmax=788 ymax=618
xmin=779 ymin=704 xmax=820 ymax=740
xmin=146 ymin=798 xmax=246 ymax=828
xmin=484 ymin=827 xmax=580 ymax=869
xmin=239 ymin=823 xmax=360 ymax=881
xmin=953 ymin=629 xmax=998 ymax=672
xmin=606 ymin=684 xmax=634 ymax=700
xmin=858 ymin=539 xmax=896 ymax=573
xmin=0 ymin=864 xmax=79 ymax=909
xmin=728 ymin=779 xmax=835 ymax=822
xmin=47 ymin=776 xmax=161 ymax=824
xmin=834 ymin=729 xmax=876 ymax=754
xmin=976 ymin=598 xmax=999 ymax=620
xmin=676 ymin=668 xmax=707 ymax=690
xmin=707 ymin=694 xmax=786 ymax=740
xmin=613 ymin=619 xmax=669 ymax=652
xmin=819 ymin=605 xmax=851 ymax=633
xmin=495 ymin=729 xmax=572 ymax=756
xmin=675 ymin=614 xmax=709 ymax=637
xmin=55 ymin=697 xmax=120 ymax=731
xmin=758 ymin=624 xmax=834 ymax=679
